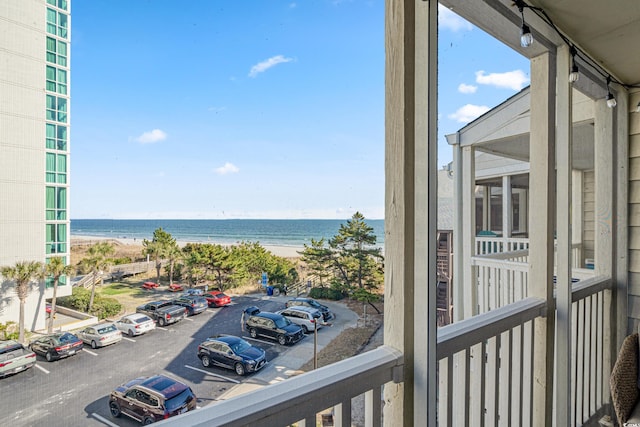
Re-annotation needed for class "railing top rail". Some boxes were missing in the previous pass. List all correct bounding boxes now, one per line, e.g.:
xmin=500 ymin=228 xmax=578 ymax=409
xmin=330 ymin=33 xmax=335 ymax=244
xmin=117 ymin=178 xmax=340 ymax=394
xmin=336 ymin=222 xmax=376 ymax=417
xmin=475 ymin=236 xmax=530 ymax=242
xmin=472 ymin=249 xmax=529 ymax=261
xmin=570 ymin=275 xmax=611 ymax=302
xmin=155 ymin=345 xmax=404 ymax=427
xmin=437 ymin=297 xmax=546 ymax=360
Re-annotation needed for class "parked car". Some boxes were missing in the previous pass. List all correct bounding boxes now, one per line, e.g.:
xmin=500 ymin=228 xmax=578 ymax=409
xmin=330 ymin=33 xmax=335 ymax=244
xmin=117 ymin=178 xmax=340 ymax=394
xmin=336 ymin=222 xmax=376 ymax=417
xmin=109 ymin=374 xmax=197 ymax=424
xmin=136 ymin=301 xmax=187 ymax=327
xmin=203 ymin=290 xmax=231 ymax=307
xmin=77 ymin=322 xmax=122 ymax=349
xmin=286 ymin=297 xmax=335 ymax=322
xmin=171 ymin=296 xmax=208 ymax=316
xmin=0 ymin=340 xmax=36 ymax=378
xmin=114 ymin=313 xmax=156 ymax=337
xmin=168 ymin=283 xmax=184 ymax=292
xmin=141 ymin=281 xmax=159 ymax=290
xmin=197 ymin=335 xmax=267 ymax=376
xmin=276 ymin=306 xmax=324 ymax=333
xmin=182 ymin=288 xmax=203 ymax=296
xmin=29 ymin=332 xmax=83 ymax=362
xmin=244 ymin=311 xmax=304 ymax=345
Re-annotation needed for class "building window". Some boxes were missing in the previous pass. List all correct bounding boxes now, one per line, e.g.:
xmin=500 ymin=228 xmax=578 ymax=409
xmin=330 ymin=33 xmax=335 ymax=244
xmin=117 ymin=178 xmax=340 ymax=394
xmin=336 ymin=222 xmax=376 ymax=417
xmin=46 ymin=8 xmax=67 ymax=38
xmin=47 ymin=0 xmax=68 ymax=12
xmin=46 ymin=66 xmax=67 ymax=95
xmin=46 ymin=124 xmax=67 ymax=151
xmin=46 ymin=186 xmax=67 ymax=221
xmin=46 ymin=95 xmax=67 ymax=123
xmin=46 ymin=37 xmax=67 ymax=67
xmin=46 ymin=153 xmax=67 ymax=184
xmin=46 ymin=223 xmax=67 ymax=255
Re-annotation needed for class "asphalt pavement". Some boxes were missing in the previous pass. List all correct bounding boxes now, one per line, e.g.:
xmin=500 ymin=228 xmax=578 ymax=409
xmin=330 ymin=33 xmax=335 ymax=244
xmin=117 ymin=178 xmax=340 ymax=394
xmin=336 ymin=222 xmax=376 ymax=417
xmin=215 ymin=294 xmax=359 ymax=400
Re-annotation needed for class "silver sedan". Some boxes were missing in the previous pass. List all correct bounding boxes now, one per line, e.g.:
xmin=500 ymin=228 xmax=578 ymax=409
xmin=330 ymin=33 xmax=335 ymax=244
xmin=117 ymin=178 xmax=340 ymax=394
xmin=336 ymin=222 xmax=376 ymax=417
xmin=77 ymin=323 xmax=122 ymax=349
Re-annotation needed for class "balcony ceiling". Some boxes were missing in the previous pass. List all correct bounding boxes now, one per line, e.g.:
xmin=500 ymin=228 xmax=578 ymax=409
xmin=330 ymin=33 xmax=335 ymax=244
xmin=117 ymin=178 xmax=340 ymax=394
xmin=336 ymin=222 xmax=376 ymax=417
xmin=441 ymin=0 xmax=640 ymax=89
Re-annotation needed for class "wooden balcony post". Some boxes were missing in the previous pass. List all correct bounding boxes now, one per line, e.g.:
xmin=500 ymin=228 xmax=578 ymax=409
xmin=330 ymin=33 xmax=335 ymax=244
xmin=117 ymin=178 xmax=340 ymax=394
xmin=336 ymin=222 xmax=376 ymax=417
xmin=384 ymin=0 xmax=438 ymax=425
xmin=555 ymin=43 xmax=573 ymax=426
xmin=528 ymin=51 xmax=556 ymax=427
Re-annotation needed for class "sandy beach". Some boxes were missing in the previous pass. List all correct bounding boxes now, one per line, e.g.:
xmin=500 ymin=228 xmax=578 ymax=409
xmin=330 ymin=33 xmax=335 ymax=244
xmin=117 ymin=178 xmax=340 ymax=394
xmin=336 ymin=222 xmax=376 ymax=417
xmin=71 ymin=235 xmax=304 ymax=259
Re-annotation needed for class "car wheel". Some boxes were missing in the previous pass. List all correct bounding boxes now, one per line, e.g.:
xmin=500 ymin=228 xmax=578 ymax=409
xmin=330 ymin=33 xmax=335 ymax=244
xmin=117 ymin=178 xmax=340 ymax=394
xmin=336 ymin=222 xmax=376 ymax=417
xmin=45 ymin=352 xmax=53 ymax=362
xmin=234 ymin=363 xmax=245 ymax=376
xmin=142 ymin=416 xmax=154 ymax=425
xmin=249 ymin=328 xmax=257 ymax=338
xmin=158 ymin=318 xmax=166 ymax=327
xmin=109 ymin=401 xmax=121 ymax=418
xmin=127 ymin=329 xmax=134 ymax=337
xmin=302 ymin=325 xmax=309 ymax=334
xmin=278 ymin=335 xmax=287 ymax=345
xmin=201 ymin=355 xmax=211 ymax=368
xmin=91 ymin=341 xmax=97 ymax=349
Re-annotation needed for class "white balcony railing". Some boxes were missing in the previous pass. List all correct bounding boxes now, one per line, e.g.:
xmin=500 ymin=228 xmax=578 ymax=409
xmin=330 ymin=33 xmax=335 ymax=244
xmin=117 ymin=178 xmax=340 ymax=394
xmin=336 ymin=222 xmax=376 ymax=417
xmin=152 ymin=277 xmax=611 ymax=427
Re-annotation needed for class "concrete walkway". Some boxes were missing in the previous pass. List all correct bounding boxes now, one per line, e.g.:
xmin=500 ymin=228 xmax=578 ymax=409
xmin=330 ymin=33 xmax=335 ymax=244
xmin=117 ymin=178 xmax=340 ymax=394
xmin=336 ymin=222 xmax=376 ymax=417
xmin=216 ymin=295 xmax=359 ymax=400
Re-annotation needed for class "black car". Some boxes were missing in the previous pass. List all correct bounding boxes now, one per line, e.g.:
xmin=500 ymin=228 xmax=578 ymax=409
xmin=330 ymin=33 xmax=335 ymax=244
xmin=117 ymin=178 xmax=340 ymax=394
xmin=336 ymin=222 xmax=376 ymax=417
xmin=109 ymin=374 xmax=197 ymax=424
xmin=29 ymin=332 xmax=83 ymax=362
xmin=244 ymin=311 xmax=304 ymax=345
xmin=198 ymin=335 xmax=267 ymax=376
xmin=286 ymin=297 xmax=335 ymax=322
xmin=171 ymin=296 xmax=208 ymax=316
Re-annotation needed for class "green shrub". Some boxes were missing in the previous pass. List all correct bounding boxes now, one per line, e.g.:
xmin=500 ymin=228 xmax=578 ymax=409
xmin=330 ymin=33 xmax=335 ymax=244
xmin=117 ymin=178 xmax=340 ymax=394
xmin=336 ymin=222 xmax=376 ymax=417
xmin=58 ymin=287 xmax=122 ymax=319
xmin=0 ymin=321 xmax=18 ymax=340
xmin=308 ymin=286 xmax=345 ymax=301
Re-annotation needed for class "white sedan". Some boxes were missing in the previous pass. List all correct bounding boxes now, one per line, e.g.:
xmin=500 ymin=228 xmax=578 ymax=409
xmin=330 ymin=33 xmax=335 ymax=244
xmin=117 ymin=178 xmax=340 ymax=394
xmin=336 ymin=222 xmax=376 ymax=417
xmin=77 ymin=323 xmax=122 ymax=349
xmin=114 ymin=313 xmax=156 ymax=337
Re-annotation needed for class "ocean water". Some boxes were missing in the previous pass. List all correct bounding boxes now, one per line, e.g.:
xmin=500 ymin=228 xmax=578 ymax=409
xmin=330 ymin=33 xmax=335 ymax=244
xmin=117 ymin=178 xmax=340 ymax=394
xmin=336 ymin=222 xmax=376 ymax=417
xmin=71 ymin=219 xmax=385 ymax=249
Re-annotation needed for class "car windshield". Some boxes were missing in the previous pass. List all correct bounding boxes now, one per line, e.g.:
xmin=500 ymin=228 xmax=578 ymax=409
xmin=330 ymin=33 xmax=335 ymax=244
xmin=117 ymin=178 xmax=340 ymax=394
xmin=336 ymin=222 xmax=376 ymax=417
xmin=164 ymin=388 xmax=195 ymax=412
xmin=58 ymin=333 xmax=76 ymax=343
xmin=308 ymin=300 xmax=321 ymax=308
xmin=135 ymin=316 xmax=150 ymax=323
xmin=97 ymin=325 xmax=116 ymax=334
xmin=274 ymin=317 xmax=291 ymax=328
xmin=229 ymin=340 xmax=251 ymax=354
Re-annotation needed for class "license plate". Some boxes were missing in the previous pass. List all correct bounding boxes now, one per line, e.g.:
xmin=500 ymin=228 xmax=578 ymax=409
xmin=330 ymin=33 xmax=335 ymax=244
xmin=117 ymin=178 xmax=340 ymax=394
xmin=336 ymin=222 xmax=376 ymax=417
xmin=69 ymin=350 xmax=75 ymax=355
xmin=179 ymin=407 xmax=188 ymax=414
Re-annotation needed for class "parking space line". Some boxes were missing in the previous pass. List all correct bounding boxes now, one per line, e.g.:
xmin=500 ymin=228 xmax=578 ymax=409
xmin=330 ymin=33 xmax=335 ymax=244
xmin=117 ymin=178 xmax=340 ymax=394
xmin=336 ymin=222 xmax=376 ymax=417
xmin=35 ymin=364 xmax=50 ymax=374
xmin=184 ymin=364 xmax=240 ymax=384
xmin=156 ymin=327 xmax=168 ymax=331
xmin=182 ymin=317 xmax=194 ymax=322
xmin=121 ymin=337 xmax=136 ymax=342
xmin=242 ymin=336 xmax=276 ymax=346
xmin=92 ymin=412 xmax=119 ymax=427
xmin=82 ymin=348 xmax=98 ymax=356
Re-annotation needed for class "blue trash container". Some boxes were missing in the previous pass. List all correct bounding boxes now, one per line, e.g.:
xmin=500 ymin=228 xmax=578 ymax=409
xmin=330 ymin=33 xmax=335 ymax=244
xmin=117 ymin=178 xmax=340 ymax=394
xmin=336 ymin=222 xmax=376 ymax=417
xmin=267 ymin=286 xmax=274 ymax=296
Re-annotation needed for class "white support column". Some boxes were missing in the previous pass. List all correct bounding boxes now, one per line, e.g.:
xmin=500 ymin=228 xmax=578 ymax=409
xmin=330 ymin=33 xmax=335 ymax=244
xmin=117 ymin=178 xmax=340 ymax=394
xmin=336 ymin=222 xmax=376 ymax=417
xmin=453 ymin=139 xmax=465 ymax=322
xmin=555 ymin=43 xmax=573 ymax=427
xmin=528 ymin=51 xmax=556 ymax=427
xmin=383 ymin=0 xmax=437 ymax=426
xmin=483 ymin=185 xmax=490 ymax=231
xmin=594 ymin=99 xmax=614 ymax=277
xmin=572 ymin=170 xmax=583 ymax=264
xmin=462 ymin=146 xmax=477 ymax=318
xmin=503 ymin=175 xmax=512 ymax=238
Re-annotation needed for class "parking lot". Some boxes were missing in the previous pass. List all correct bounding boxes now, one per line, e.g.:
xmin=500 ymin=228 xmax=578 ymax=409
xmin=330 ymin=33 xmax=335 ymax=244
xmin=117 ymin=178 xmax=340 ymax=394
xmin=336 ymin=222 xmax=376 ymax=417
xmin=0 ymin=295 xmax=356 ymax=427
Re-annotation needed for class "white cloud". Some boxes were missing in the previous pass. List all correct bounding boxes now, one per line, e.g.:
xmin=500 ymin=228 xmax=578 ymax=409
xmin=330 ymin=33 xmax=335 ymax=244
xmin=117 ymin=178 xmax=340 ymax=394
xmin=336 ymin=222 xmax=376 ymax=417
xmin=214 ymin=162 xmax=240 ymax=175
xmin=249 ymin=55 xmax=293 ymax=78
xmin=133 ymin=129 xmax=167 ymax=144
xmin=438 ymin=5 xmax=473 ymax=32
xmin=475 ymin=70 xmax=529 ymax=91
xmin=448 ymin=104 xmax=490 ymax=123
xmin=458 ymin=83 xmax=477 ymax=94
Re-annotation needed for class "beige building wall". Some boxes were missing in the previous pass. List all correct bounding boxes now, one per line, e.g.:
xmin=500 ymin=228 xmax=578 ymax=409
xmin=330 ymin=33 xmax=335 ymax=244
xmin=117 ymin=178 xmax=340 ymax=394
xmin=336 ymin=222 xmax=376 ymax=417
xmin=0 ymin=0 xmax=71 ymax=332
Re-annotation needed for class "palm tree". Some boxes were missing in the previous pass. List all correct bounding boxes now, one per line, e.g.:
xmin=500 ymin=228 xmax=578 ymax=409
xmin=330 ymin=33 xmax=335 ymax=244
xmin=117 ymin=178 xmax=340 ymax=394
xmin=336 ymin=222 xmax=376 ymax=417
xmin=143 ymin=228 xmax=176 ymax=285
xmin=0 ymin=261 xmax=45 ymax=343
xmin=79 ymin=242 xmax=115 ymax=311
xmin=165 ymin=243 xmax=183 ymax=286
xmin=44 ymin=257 xmax=76 ymax=333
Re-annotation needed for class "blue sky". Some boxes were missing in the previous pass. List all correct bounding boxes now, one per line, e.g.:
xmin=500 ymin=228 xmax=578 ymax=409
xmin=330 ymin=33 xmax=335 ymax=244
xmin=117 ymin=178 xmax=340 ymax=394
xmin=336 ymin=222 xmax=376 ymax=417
xmin=70 ymin=1 xmax=530 ymax=220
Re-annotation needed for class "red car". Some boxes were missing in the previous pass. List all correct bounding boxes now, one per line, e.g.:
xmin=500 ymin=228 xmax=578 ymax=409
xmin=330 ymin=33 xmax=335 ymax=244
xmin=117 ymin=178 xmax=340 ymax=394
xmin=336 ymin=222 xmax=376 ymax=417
xmin=142 ymin=281 xmax=159 ymax=290
xmin=203 ymin=291 xmax=231 ymax=307
xmin=168 ymin=283 xmax=184 ymax=292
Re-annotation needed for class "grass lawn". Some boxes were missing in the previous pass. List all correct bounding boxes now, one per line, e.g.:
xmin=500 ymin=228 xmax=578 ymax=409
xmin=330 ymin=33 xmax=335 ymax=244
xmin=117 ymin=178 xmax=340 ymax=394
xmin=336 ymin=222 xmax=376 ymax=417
xmin=99 ymin=282 xmax=145 ymax=297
